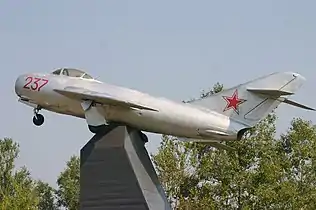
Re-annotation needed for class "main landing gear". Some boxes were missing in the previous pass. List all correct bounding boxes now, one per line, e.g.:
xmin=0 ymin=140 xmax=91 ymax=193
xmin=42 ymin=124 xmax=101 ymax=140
xmin=33 ymin=106 xmax=44 ymax=126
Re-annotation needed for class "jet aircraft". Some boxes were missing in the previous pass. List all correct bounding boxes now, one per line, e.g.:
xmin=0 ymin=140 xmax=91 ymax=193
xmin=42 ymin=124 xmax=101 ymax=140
xmin=14 ymin=68 xmax=315 ymax=150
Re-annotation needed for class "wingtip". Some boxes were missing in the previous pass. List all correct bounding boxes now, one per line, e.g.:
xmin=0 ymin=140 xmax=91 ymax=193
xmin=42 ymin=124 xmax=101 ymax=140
xmin=292 ymin=72 xmax=306 ymax=81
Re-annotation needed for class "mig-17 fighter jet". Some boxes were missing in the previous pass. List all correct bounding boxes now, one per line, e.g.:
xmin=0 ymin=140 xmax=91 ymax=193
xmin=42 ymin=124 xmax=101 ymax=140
xmin=14 ymin=68 xmax=315 ymax=150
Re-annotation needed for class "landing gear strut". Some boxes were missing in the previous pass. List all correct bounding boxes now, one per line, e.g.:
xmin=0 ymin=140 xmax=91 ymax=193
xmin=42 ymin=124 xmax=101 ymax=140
xmin=33 ymin=106 xmax=44 ymax=126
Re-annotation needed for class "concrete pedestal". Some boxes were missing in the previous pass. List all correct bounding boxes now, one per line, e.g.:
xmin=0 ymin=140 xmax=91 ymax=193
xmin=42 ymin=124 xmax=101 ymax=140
xmin=79 ymin=125 xmax=171 ymax=210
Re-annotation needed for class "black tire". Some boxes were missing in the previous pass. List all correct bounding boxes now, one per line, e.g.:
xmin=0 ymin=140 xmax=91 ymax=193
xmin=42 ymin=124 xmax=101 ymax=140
xmin=33 ymin=114 xmax=44 ymax=126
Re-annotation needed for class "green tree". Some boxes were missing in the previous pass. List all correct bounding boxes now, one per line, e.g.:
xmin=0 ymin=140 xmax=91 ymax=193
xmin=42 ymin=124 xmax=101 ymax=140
xmin=275 ymin=118 xmax=316 ymax=209
xmin=56 ymin=155 xmax=80 ymax=210
xmin=0 ymin=138 xmax=39 ymax=209
xmin=35 ymin=180 xmax=58 ymax=210
xmin=0 ymin=138 xmax=57 ymax=209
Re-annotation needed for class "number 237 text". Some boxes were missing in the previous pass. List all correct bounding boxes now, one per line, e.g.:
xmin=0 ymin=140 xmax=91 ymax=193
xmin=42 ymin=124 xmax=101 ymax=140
xmin=23 ymin=76 xmax=49 ymax=91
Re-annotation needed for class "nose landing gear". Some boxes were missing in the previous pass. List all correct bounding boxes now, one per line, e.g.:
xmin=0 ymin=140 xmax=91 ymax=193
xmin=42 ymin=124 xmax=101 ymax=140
xmin=33 ymin=106 xmax=44 ymax=126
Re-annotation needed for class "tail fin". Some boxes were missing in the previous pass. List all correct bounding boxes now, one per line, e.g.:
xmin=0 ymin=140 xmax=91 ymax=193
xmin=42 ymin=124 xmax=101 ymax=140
xmin=187 ymin=72 xmax=315 ymax=127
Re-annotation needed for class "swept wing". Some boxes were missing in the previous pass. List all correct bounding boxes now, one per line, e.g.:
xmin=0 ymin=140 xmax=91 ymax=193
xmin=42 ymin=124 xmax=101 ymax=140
xmin=54 ymin=86 xmax=159 ymax=111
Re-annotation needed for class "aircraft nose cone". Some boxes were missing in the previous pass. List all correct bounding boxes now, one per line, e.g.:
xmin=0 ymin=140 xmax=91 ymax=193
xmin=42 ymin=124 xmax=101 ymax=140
xmin=15 ymin=74 xmax=26 ymax=96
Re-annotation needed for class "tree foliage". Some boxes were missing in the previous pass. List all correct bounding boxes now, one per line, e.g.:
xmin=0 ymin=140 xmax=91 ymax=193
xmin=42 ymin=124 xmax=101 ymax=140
xmin=55 ymin=155 xmax=80 ymax=210
xmin=0 ymin=138 xmax=56 ymax=209
xmin=0 ymin=137 xmax=80 ymax=209
xmin=35 ymin=180 xmax=57 ymax=210
xmin=152 ymin=83 xmax=316 ymax=209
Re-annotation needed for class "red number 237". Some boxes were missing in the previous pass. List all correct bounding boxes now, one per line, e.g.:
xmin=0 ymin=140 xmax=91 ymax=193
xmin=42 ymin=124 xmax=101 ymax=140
xmin=23 ymin=76 xmax=49 ymax=91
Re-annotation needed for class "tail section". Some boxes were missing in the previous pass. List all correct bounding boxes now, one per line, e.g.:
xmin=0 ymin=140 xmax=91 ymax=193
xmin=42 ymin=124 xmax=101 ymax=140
xmin=187 ymin=72 xmax=314 ymax=127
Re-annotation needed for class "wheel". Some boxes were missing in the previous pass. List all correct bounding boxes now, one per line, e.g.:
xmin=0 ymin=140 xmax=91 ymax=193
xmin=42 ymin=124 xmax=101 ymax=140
xmin=33 ymin=114 xmax=44 ymax=126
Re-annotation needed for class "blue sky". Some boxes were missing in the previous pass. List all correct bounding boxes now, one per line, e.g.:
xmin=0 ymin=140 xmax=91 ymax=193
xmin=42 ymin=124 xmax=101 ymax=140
xmin=1 ymin=1 xmax=316 ymax=187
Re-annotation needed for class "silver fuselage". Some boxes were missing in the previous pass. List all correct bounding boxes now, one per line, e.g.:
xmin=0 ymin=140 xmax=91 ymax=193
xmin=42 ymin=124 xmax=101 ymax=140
xmin=15 ymin=73 xmax=245 ymax=142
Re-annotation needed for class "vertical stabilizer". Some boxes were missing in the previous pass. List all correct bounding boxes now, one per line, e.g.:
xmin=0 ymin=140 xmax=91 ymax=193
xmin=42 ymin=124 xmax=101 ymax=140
xmin=187 ymin=72 xmax=307 ymax=127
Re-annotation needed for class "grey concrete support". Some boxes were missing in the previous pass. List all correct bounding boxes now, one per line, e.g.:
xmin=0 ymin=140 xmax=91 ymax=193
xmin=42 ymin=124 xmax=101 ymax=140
xmin=79 ymin=125 xmax=172 ymax=210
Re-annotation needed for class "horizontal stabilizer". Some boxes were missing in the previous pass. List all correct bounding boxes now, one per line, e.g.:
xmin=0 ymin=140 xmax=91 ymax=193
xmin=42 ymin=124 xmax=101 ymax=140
xmin=247 ymin=88 xmax=294 ymax=96
xmin=282 ymin=98 xmax=316 ymax=111
xmin=247 ymin=87 xmax=315 ymax=111
xmin=178 ymin=137 xmax=235 ymax=151
xmin=203 ymin=142 xmax=236 ymax=151
xmin=54 ymin=87 xmax=159 ymax=112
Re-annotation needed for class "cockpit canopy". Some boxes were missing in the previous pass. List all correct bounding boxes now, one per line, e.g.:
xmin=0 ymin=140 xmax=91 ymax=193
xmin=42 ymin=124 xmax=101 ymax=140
xmin=51 ymin=68 xmax=94 ymax=80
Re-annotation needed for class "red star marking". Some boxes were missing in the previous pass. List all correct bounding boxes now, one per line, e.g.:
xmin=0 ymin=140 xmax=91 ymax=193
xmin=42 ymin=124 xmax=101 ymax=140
xmin=222 ymin=90 xmax=246 ymax=114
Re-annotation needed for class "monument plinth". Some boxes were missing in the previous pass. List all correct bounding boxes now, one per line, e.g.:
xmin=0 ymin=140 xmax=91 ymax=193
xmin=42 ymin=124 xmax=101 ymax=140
xmin=79 ymin=125 xmax=171 ymax=210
